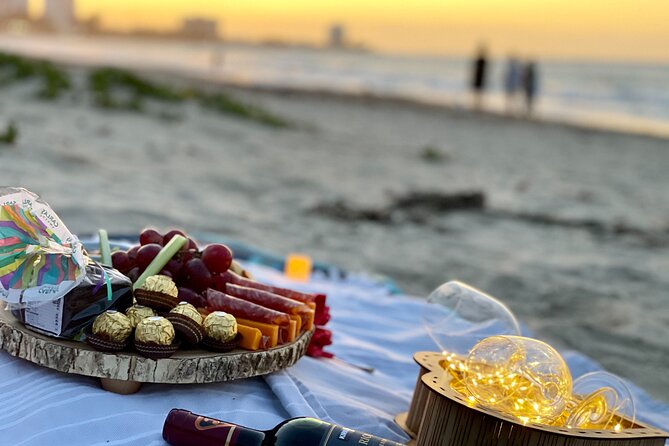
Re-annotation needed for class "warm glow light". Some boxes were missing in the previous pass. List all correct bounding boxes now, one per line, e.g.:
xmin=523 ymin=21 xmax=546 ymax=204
xmin=28 ymin=0 xmax=669 ymax=61
xmin=463 ymin=336 xmax=572 ymax=425
xmin=284 ymin=253 xmax=312 ymax=282
xmin=439 ymin=342 xmax=636 ymax=431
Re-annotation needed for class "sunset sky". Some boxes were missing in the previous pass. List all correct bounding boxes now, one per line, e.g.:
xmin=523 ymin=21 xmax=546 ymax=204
xmin=30 ymin=0 xmax=669 ymax=61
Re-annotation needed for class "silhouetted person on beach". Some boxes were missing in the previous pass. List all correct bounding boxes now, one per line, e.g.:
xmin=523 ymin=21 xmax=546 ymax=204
xmin=522 ymin=61 xmax=538 ymax=116
xmin=210 ymin=45 xmax=224 ymax=71
xmin=470 ymin=45 xmax=488 ymax=110
xmin=503 ymin=56 xmax=522 ymax=113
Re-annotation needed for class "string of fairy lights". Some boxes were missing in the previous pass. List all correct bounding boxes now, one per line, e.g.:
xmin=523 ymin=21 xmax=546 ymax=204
xmin=424 ymin=282 xmax=635 ymax=432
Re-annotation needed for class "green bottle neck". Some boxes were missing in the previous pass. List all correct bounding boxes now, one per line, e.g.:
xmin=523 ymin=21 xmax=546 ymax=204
xmin=234 ymin=425 xmax=267 ymax=446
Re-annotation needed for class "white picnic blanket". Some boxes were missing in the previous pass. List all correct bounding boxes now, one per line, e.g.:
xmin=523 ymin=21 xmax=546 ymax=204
xmin=1 ymin=264 xmax=668 ymax=445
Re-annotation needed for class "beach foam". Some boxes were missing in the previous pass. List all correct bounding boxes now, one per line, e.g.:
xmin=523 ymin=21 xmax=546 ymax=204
xmin=1 ymin=34 xmax=669 ymax=138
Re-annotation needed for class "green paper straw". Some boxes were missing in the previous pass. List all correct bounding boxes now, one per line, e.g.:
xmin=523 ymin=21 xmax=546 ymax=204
xmin=98 ymin=229 xmax=112 ymax=266
xmin=103 ymin=267 xmax=112 ymax=302
xmin=133 ymin=234 xmax=187 ymax=290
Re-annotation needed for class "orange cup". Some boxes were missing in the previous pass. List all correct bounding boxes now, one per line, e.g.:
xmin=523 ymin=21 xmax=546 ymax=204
xmin=284 ymin=253 xmax=312 ymax=282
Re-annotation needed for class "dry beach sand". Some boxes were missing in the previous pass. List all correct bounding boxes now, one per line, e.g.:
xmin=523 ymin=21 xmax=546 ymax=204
xmin=1 ymin=62 xmax=669 ymax=402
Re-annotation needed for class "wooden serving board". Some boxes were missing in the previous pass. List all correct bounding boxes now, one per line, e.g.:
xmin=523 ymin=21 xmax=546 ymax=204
xmin=0 ymin=308 xmax=313 ymax=393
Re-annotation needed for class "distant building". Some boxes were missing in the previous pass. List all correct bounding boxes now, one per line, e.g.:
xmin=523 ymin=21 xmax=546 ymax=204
xmin=80 ymin=15 xmax=100 ymax=34
xmin=0 ymin=0 xmax=29 ymax=21
xmin=180 ymin=18 xmax=219 ymax=41
xmin=43 ymin=0 xmax=77 ymax=32
xmin=328 ymin=24 xmax=345 ymax=48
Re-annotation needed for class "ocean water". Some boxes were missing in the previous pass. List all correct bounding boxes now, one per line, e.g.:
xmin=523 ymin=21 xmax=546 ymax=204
xmin=1 ymin=34 xmax=668 ymax=136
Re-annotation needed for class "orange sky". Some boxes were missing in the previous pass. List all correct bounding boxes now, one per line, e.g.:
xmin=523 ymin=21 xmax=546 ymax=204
xmin=31 ymin=0 xmax=669 ymax=61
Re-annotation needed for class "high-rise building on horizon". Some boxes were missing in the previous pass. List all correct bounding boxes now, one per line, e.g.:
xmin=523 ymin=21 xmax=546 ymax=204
xmin=43 ymin=0 xmax=76 ymax=32
xmin=0 ymin=0 xmax=29 ymax=21
xmin=180 ymin=17 xmax=219 ymax=41
xmin=328 ymin=24 xmax=345 ymax=48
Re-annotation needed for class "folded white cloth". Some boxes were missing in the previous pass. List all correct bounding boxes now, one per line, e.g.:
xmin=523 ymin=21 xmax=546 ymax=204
xmin=1 ymin=263 xmax=667 ymax=445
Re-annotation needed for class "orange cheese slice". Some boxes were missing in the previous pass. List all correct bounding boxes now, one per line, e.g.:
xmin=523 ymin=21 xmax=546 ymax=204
xmin=301 ymin=309 xmax=315 ymax=331
xmin=289 ymin=314 xmax=302 ymax=333
xmin=236 ymin=318 xmax=279 ymax=348
xmin=237 ymin=324 xmax=262 ymax=351
xmin=281 ymin=319 xmax=297 ymax=343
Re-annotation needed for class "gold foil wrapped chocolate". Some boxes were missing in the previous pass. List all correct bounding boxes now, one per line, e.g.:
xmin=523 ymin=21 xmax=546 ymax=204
xmin=170 ymin=301 xmax=203 ymax=325
xmin=135 ymin=316 xmax=175 ymax=345
xmin=92 ymin=310 xmax=133 ymax=343
xmin=125 ymin=305 xmax=156 ymax=328
xmin=203 ymin=311 xmax=237 ymax=342
xmin=141 ymin=274 xmax=178 ymax=298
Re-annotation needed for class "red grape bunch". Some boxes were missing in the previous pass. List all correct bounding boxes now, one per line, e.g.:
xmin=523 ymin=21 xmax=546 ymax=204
xmin=112 ymin=228 xmax=233 ymax=309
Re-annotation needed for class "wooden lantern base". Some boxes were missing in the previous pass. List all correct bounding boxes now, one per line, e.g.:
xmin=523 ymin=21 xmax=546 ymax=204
xmin=394 ymin=412 xmax=416 ymax=438
xmin=397 ymin=352 xmax=669 ymax=446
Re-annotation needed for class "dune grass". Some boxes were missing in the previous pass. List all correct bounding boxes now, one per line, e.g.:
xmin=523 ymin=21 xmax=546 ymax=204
xmin=0 ymin=52 xmax=71 ymax=100
xmin=88 ymin=66 xmax=290 ymax=127
xmin=88 ymin=67 xmax=186 ymax=111
xmin=198 ymin=92 xmax=289 ymax=128
xmin=0 ymin=52 xmax=290 ymax=128
xmin=0 ymin=122 xmax=18 ymax=145
xmin=419 ymin=145 xmax=450 ymax=163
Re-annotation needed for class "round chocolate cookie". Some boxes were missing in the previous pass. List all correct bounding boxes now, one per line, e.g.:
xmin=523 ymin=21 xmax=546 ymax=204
xmin=201 ymin=333 xmax=241 ymax=353
xmin=134 ymin=340 xmax=180 ymax=359
xmin=125 ymin=305 xmax=156 ymax=328
xmin=134 ymin=275 xmax=179 ymax=311
xmin=85 ymin=326 xmax=129 ymax=352
xmin=86 ymin=310 xmax=133 ymax=352
xmin=133 ymin=316 xmax=178 ymax=358
xmin=203 ymin=311 xmax=237 ymax=342
xmin=166 ymin=313 xmax=205 ymax=345
xmin=134 ymin=289 xmax=179 ymax=311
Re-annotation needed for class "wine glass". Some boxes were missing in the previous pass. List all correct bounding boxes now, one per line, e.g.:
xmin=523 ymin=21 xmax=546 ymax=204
xmin=421 ymin=281 xmax=522 ymax=393
xmin=464 ymin=335 xmax=573 ymax=425
xmin=422 ymin=281 xmax=521 ymax=356
xmin=565 ymin=371 xmax=636 ymax=432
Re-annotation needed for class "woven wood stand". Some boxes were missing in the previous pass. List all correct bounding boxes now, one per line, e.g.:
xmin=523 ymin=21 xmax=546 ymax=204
xmin=396 ymin=352 xmax=669 ymax=446
xmin=0 ymin=308 xmax=313 ymax=394
xmin=395 ymin=351 xmax=443 ymax=438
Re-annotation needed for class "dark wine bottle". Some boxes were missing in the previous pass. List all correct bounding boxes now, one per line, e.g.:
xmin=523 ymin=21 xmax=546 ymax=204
xmin=163 ymin=409 xmax=407 ymax=446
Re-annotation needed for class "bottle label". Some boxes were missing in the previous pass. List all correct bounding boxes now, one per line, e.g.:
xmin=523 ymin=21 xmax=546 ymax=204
xmin=193 ymin=416 xmax=240 ymax=446
xmin=322 ymin=425 xmax=406 ymax=446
